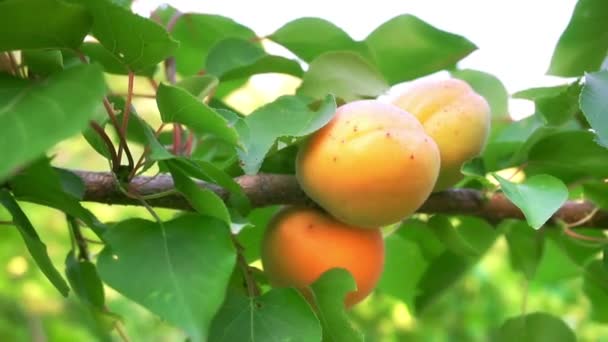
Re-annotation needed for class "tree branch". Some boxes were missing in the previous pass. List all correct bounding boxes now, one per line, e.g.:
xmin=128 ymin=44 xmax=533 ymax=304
xmin=71 ymin=170 xmax=608 ymax=228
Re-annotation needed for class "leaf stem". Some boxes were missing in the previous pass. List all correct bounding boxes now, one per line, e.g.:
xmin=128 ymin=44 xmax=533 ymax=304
xmin=103 ymin=97 xmax=134 ymax=173
xmin=231 ymin=235 xmax=260 ymax=297
xmin=120 ymin=72 xmax=135 ymax=141
xmin=115 ymin=72 xmax=136 ymax=172
xmin=129 ymin=123 xmax=166 ymax=180
xmin=89 ymin=121 xmax=120 ymax=172
xmin=172 ymin=124 xmax=182 ymax=155
xmin=6 ymin=52 xmax=21 ymax=77
xmin=67 ymin=215 xmax=90 ymax=261
xmin=112 ymin=321 xmax=131 ymax=342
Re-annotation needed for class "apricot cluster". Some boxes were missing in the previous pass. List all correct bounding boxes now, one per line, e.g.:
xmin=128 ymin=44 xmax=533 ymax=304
xmin=261 ymin=78 xmax=490 ymax=308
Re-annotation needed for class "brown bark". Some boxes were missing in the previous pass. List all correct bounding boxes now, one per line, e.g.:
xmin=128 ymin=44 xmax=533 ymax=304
xmin=72 ymin=170 xmax=608 ymax=228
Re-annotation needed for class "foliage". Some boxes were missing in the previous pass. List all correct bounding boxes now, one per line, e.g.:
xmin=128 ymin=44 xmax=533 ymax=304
xmin=0 ymin=0 xmax=608 ymax=340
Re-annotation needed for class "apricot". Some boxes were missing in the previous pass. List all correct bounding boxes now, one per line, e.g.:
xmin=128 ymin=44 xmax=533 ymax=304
xmin=261 ymin=206 xmax=385 ymax=308
xmin=392 ymin=78 xmax=491 ymax=191
xmin=296 ymin=100 xmax=440 ymax=228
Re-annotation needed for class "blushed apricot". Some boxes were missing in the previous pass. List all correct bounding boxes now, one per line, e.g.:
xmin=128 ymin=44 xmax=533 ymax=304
xmin=261 ymin=206 xmax=385 ymax=308
xmin=392 ymin=78 xmax=491 ymax=191
xmin=296 ymin=100 xmax=440 ymax=228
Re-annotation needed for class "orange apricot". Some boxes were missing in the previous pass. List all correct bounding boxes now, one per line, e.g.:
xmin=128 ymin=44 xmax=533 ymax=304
xmin=392 ymin=78 xmax=491 ymax=191
xmin=261 ymin=206 xmax=385 ymax=308
xmin=296 ymin=100 xmax=440 ymax=228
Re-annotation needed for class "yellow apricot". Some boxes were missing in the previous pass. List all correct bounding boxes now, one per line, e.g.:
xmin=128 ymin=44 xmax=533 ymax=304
xmin=296 ymin=100 xmax=440 ymax=228
xmin=261 ymin=206 xmax=385 ymax=308
xmin=392 ymin=78 xmax=491 ymax=191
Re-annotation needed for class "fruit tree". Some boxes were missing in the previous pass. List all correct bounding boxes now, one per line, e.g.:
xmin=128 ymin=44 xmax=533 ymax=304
xmin=0 ymin=0 xmax=607 ymax=340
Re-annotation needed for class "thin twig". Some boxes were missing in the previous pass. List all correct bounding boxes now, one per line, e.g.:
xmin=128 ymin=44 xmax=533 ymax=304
xmin=183 ymin=131 xmax=194 ymax=156
xmin=103 ymin=97 xmax=134 ymax=172
xmin=172 ymin=124 xmax=182 ymax=155
xmin=565 ymin=207 xmax=600 ymax=228
xmin=563 ymin=225 xmax=608 ymax=243
xmin=113 ymin=321 xmax=131 ymax=342
xmin=111 ymin=93 xmax=156 ymax=99
xmin=67 ymin=215 xmax=90 ymax=260
xmin=129 ymin=123 xmax=166 ymax=180
xmin=231 ymin=235 xmax=261 ymax=297
xmin=147 ymin=77 xmax=159 ymax=91
xmin=6 ymin=52 xmax=20 ymax=76
xmin=117 ymin=72 xmax=135 ymax=169
xmin=83 ymin=237 xmax=104 ymax=245
xmin=506 ymin=163 xmax=528 ymax=181
xmin=163 ymin=11 xmax=183 ymax=85
xmin=90 ymin=122 xmax=120 ymax=171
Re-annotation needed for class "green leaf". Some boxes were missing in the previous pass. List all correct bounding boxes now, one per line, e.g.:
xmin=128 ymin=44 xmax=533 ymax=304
xmin=583 ymin=182 xmax=608 ymax=210
xmin=398 ymin=219 xmax=445 ymax=260
xmin=495 ymin=174 xmax=568 ymax=229
xmin=581 ymin=71 xmax=608 ymax=148
xmin=0 ymin=189 xmax=70 ymax=296
xmin=548 ymin=0 xmax=608 ymax=77
xmin=97 ymin=214 xmax=236 ymax=342
xmin=77 ymin=0 xmax=178 ymax=72
xmin=309 ymin=269 xmax=363 ymax=342
xmin=183 ymin=159 xmax=251 ymax=215
xmin=56 ymin=168 xmax=86 ymax=199
xmin=428 ymin=215 xmax=479 ymax=258
xmin=208 ymin=288 xmax=321 ymax=342
xmin=221 ymin=55 xmax=304 ymax=82
xmin=495 ymin=312 xmax=576 ymax=342
xmin=415 ymin=216 xmax=497 ymax=313
xmin=365 ymin=15 xmax=477 ymax=84
xmin=512 ymin=84 xmax=570 ymax=101
xmin=8 ymin=158 xmax=106 ymax=238
xmin=502 ymin=220 xmax=543 ymax=280
xmin=461 ymin=157 xmax=487 ymax=178
xmin=377 ymin=234 xmax=428 ymax=312
xmin=451 ymin=69 xmax=509 ymax=120
xmin=65 ymin=252 xmax=105 ymax=310
xmin=0 ymin=0 xmax=91 ymax=51
xmin=206 ymin=38 xmax=265 ymax=77
xmin=298 ymin=51 xmax=389 ymax=102
xmin=526 ymin=130 xmax=608 ymax=182
xmin=80 ymin=42 xmax=156 ymax=76
xmin=534 ymin=81 xmax=582 ymax=125
xmin=583 ymin=260 xmax=608 ymax=322
xmin=237 ymin=206 xmax=280 ymax=263
xmin=0 ymin=63 xmax=105 ymax=181
xmin=548 ymin=228 xmax=604 ymax=267
xmin=239 ymin=94 xmax=336 ymax=174
xmin=175 ymin=75 xmax=219 ymax=100
xmin=171 ymin=14 xmax=255 ymax=75
xmin=157 ymin=83 xmax=241 ymax=147
xmin=415 ymin=251 xmax=469 ymax=313
xmin=22 ymin=49 xmax=64 ymax=76
xmin=604 ymin=247 xmax=608 ymax=271
xmin=165 ymin=160 xmax=231 ymax=225
xmin=533 ymin=238 xmax=581 ymax=283
xmin=269 ymin=17 xmax=363 ymax=62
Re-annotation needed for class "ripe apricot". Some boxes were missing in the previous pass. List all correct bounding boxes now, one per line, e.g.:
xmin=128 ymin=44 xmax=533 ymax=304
xmin=392 ymin=78 xmax=491 ymax=191
xmin=296 ymin=100 xmax=440 ymax=228
xmin=261 ymin=206 xmax=385 ymax=308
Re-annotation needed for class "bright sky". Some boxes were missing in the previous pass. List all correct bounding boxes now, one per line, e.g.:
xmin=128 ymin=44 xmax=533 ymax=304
xmin=133 ymin=0 xmax=578 ymax=117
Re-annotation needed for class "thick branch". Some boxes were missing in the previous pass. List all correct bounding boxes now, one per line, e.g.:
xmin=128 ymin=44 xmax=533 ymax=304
xmin=72 ymin=170 xmax=608 ymax=228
